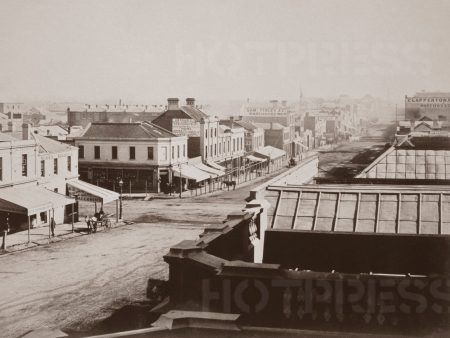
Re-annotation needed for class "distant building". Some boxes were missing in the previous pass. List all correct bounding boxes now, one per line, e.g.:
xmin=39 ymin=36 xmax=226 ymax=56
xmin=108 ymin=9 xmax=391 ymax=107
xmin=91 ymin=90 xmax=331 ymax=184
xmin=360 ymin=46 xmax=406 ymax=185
xmin=153 ymin=98 xmax=245 ymax=168
xmin=405 ymin=91 xmax=450 ymax=121
xmin=74 ymin=122 xmax=188 ymax=193
xmin=67 ymin=103 xmax=164 ymax=128
xmin=253 ymin=122 xmax=291 ymax=157
xmin=395 ymin=116 xmax=450 ymax=142
xmin=0 ymin=102 xmax=25 ymax=132
xmin=220 ymin=119 xmax=264 ymax=153
xmin=28 ymin=125 xmax=69 ymax=141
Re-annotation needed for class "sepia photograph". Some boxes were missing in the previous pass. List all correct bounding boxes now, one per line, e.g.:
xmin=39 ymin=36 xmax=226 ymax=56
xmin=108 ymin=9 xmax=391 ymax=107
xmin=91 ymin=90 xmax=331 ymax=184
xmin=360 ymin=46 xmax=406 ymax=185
xmin=0 ymin=0 xmax=449 ymax=337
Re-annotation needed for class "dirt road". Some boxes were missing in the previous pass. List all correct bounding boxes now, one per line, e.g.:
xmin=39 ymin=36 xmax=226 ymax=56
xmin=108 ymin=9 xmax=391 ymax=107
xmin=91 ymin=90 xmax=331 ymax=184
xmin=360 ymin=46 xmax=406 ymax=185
xmin=0 ymin=172 xmax=282 ymax=338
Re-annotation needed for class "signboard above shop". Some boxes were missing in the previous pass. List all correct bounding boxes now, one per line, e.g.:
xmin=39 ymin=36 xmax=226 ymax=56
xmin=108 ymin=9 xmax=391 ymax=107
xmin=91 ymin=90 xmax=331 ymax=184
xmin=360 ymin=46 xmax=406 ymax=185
xmin=405 ymin=94 xmax=450 ymax=120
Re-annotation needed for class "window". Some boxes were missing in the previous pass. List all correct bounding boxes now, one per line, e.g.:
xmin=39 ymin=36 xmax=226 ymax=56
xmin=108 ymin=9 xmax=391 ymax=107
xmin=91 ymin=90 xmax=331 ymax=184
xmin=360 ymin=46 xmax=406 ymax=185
xmin=183 ymin=144 xmax=186 ymax=157
xmin=94 ymin=146 xmax=100 ymax=159
xmin=210 ymin=145 xmax=213 ymax=156
xmin=112 ymin=146 xmax=118 ymax=160
xmin=214 ymin=128 xmax=217 ymax=137
xmin=78 ymin=146 xmax=84 ymax=161
xmin=129 ymin=146 xmax=135 ymax=160
xmin=233 ymin=139 xmax=235 ymax=152
xmin=54 ymin=158 xmax=58 ymax=174
xmin=205 ymin=129 xmax=208 ymax=138
xmin=22 ymin=154 xmax=27 ymax=176
xmin=67 ymin=156 xmax=71 ymax=172
xmin=214 ymin=144 xmax=217 ymax=156
xmin=219 ymin=143 xmax=221 ymax=154
xmin=172 ymin=146 xmax=175 ymax=159
xmin=41 ymin=160 xmax=45 ymax=177
xmin=177 ymin=145 xmax=180 ymax=158
xmin=162 ymin=146 xmax=168 ymax=160
xmin=148 ymin=147 xmax=154 ymax=160
xmin=205 ymin=146 xmax=208 ymax=158
xmin=0 ymin=157 xmax=2 ymax=181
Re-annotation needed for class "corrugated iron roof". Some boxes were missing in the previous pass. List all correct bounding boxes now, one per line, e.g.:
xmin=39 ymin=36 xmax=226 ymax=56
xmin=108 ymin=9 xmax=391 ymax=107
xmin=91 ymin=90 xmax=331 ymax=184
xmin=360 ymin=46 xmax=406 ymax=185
xmin=266 ymin=184 xmax=450 ymax=235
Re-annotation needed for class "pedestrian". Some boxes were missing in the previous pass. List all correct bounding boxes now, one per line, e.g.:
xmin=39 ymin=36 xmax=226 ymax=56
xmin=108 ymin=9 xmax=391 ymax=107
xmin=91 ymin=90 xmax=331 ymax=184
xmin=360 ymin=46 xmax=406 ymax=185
xmin=50 ymin=217 xmax=56 ymax=237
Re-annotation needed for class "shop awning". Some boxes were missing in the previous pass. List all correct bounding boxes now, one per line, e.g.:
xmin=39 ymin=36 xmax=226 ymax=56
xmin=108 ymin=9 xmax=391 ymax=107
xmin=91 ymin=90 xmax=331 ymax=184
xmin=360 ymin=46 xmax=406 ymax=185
xmin=172 ymin=164 xmax=211 ymax=182
xmin=246 ymin=155 xmax=267 ymax=163
xmin=0 ymin=185 xmax=75 ymax=216
xmin=192 ymin=162 xmax=224 ymax=177
xmin=67 ymin=180 xmax=119 ymax=204
xmin=206 ymin=161 xmax=227 ymax=171
xmin=254 ymin=146 xmax=286 ymax=160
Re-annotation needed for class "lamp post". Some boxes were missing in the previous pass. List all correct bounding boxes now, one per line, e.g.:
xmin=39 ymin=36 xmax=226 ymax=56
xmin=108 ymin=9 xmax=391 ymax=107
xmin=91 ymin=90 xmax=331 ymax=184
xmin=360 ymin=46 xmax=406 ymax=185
xmin=178 ymin=163 xmax=182 ymax=199
xmin=119 ymin=179 xmax=123 ymax=220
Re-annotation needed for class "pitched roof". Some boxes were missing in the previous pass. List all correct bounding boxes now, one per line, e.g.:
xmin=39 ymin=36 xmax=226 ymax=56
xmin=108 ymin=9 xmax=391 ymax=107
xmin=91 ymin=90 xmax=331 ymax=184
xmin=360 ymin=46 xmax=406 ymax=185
xmin=79 ymin=122 xmax=176 ymax=140
xmin=254 ymin=146 xmax=286 ymax=159
xmin=266 ymin=184 xmax=450 ymax=235
xmin=356 ymin=146 xmax=450 ymax=180
xmin=179 ymin=106 xmax=209 ymax=122
xmin=33 ymin=134 xmax=75 ymax=154
xmin=220 ymin=119 xmax=259 ymax=131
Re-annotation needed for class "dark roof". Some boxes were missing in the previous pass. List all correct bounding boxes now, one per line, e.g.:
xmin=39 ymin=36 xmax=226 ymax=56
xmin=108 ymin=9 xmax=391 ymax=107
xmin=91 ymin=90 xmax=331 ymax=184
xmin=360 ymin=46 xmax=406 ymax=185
xmin=398 ymin=136 xmax=450 ymax=150
xmin=79 ymin=122 xmax=176 ymax=140
xmin=266 ymin=184 xmax=450 ymax=235
xmin=220 ymin=120 xmax=258 ymax=131
xmin=179 ymin=106 xmax=209 ymax=122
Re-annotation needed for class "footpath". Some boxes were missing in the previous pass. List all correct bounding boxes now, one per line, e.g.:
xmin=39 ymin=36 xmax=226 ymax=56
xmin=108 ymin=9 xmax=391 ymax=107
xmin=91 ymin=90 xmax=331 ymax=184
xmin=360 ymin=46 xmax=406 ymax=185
xmin=0 ymin=219 xmax=126 ymax=255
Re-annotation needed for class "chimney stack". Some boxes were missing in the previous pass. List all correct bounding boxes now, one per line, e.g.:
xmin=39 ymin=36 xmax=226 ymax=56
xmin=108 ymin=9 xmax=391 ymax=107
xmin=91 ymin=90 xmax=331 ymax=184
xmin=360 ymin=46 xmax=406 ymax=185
xmin=168 ymin=98 xmax=179 ymax=110
xmin=186 ymin=98 xmax=195 ymax=107
xmin=22 ymin=123 xmax=30 ymax=140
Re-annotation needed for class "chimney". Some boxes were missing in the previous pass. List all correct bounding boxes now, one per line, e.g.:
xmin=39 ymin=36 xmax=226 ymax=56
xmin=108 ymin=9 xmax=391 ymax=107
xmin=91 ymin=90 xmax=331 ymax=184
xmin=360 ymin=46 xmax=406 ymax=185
xmin=168 ymin=98 xmax=179 ymax=110
xmin=186 ymin=98 xmax=195 ymax=107
xmin=22 ymin=123 xmax=31 ymax=140
xmin=270 ymin=100 xmax=278 ymax=108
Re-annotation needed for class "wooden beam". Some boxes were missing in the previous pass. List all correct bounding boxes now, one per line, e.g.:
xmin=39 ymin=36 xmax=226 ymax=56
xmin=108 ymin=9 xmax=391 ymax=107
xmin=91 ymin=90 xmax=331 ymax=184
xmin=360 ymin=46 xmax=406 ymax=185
xmin=417 ymin=193 xmax=422 ymax=234
xmin=332 ymin=192 xmax=341 ymax=231
xmin=292 ymin=191 xmax=302 ymax=230
xmin=312 ymin=191 xmax=321 ymax=230
xmin=354 ymin=193 xmax=361 ymax=232
xmin=375 ymin=193 xmax=381 ymax=233
xmin=271 ymin=190 xmax=283 ymax=229
xmin=396 ymin=193 xmax=401 ymax=234
xmin=439 ymin=193 xmax=443 ymax=235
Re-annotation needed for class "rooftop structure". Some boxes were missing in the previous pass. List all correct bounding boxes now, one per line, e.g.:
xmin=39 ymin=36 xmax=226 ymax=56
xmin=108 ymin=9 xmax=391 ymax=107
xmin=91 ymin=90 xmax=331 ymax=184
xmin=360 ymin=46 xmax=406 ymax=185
xmin=356 ymin=135 xmax=450 ymax=181
xmin=80 ymin=122 xmax=175 ymax=140
xmin=265 ymin=184 xmax=450 ymax=235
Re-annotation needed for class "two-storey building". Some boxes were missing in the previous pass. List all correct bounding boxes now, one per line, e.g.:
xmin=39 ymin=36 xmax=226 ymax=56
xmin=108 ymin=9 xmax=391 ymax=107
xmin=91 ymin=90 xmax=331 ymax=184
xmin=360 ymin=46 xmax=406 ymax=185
xmin=0 ymin=130 xmax=78 ymax=233
xmin=220 ymin=119 xmax=264 ymax=153
xmin=74 ymin=122 xmax=190 ymax=193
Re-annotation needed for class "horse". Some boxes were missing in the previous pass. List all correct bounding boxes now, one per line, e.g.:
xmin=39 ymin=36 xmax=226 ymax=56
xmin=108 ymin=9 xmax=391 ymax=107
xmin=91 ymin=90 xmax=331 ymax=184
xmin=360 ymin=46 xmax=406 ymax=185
xmin=222 ymin=180 xmax=236 ymax=190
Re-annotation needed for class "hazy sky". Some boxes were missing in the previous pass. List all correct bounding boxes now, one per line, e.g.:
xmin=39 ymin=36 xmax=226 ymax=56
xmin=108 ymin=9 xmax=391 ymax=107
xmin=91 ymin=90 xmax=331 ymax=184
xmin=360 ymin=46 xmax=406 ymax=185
xmin=0 ymin=0 xmax=449 ymax=103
